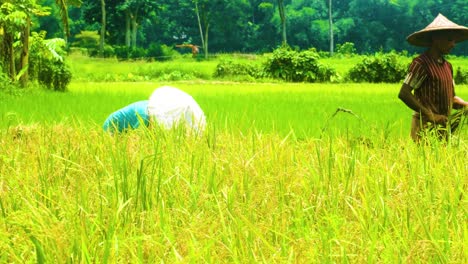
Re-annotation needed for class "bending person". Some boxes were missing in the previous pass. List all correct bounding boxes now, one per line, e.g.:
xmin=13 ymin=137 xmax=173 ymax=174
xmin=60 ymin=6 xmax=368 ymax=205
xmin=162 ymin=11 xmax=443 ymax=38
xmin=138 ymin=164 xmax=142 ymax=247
xmin=103 ymin=100 xmax=150 ymax=133
xmin=147 ymin=86 xmax=206 ymax=135
xmin=103 ymin=86 xmax=206 ymax=135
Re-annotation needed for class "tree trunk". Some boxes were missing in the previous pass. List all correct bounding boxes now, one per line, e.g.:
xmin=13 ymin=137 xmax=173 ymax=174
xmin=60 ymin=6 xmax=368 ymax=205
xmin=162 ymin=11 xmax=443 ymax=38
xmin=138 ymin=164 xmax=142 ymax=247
xmin=328 ymin=0 xmax=334 ymax=56
xmin=19 ymin=17 xmax=31 ymax=87
xmin=277 ymin=0 xmax=287 ymax=46
xmin=194 ymin=2 xmax=206 ymax=58
xmin=5 ymin=33 xmax=16 ymax=81
xmin=100 ymin=0 xmax=106 ymax=56
xmin=125 ymin=11 xmax=131 ymax=47
xmin=204 ymin=24 xmax=209 ymax=59
xmin=131 ymin=14 xmax=138 ymax=48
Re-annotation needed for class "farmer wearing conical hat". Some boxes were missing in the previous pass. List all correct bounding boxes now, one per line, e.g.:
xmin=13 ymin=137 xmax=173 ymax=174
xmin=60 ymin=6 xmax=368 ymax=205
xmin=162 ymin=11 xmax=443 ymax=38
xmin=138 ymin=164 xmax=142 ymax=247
xmin=398 ymin=13 xmax=468 ymax=142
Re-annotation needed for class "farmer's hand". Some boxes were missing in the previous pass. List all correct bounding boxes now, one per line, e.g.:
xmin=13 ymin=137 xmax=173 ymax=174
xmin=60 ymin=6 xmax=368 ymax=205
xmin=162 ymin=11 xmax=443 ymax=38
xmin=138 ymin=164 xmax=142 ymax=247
xmin=429 ymin=113 xmax=447 ymax=124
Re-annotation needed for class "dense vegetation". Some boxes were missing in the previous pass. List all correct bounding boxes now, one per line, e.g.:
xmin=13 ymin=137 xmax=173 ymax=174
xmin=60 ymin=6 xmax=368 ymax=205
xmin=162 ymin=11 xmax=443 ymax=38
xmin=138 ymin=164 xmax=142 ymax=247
xmin=52 ymin=0 xmax=468 ymax=55
xmin=1 ymin=1 xmax=467 ymax=262
xmin=1 ymin=81 xmax=467 ymax=262
xmin=1 ymin=0 xmax=467 ymax=90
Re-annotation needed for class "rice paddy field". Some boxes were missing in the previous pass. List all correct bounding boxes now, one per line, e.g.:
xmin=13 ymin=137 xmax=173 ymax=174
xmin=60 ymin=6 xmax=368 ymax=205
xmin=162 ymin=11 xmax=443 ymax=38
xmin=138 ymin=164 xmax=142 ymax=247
xmin=0 ymin=56 xmax=467 ymax=262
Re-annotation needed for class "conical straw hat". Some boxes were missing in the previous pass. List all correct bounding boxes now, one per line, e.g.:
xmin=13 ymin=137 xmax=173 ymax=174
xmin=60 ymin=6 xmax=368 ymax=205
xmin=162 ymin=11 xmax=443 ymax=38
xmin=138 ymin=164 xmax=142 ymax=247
xmin=406 ymin=13 xmax=468 ymax=47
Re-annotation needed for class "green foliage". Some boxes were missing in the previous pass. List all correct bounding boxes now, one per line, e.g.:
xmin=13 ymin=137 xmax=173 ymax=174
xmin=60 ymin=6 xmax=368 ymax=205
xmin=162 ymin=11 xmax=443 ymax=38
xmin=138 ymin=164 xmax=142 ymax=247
xmin=0 ymin=64 xmax=8 ymax=83
xmin=114 ymin=46 xmax=148 ymax=61
xmin=88 ymin=45 xmax=115 ymax=58
xmin=29 ymin=32 xmax=72 ymax=91
xmin=72 ymin=30 xmax=100 ymax=50
xmin=0 ymin=82 xmax=467 ymax=262
xmin=37 ymin=61 xmax=72 ymax=92
xmin=158 ymin=71 xmax=194 ymax=81
xmin=146 ymin=43 xmax=180 ymax=61
xmin=113 ymin=46 xmax=130 ymax=60
xmin=347 ymin=52 xmax=408 ymax=83
xmin=263 ymin=47 xmax=337 ymax=82
xmin=336 ymin=42 xmax=357 ymax=57
xmin=213 ymin=60 xmax=263 ymax=79
xmin=129 ymin=47 xmax=147 ymax=60
xmin=455 ymin=67 xmax=468 ymax=85
xmin=102 ymin=45 xmax=115 ymax=58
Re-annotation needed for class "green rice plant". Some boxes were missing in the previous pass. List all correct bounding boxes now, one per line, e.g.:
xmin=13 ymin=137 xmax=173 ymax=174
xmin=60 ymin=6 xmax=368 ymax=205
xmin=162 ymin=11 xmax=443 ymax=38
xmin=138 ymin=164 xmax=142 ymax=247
xmin=0 ymin=123 xmax=466 ymax=262
xmin=0 ymin=81 xmax=467 ymax=262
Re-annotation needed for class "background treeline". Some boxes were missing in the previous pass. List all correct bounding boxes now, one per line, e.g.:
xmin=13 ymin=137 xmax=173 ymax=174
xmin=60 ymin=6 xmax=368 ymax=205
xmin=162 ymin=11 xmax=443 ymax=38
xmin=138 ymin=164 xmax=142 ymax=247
xmin=1 ymin=0 xmax=467 ymax=91
xmin=43 ymin=0 xmax=468 ymax=56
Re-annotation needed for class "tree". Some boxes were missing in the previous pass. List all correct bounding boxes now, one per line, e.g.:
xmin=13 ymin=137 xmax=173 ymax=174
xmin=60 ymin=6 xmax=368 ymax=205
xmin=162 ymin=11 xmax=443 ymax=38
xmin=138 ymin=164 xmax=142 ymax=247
xmin=117 ymin=0 xmax=158 ymax=48
xmin=193 ymin=0 xmax=231 ymax=58
xmin=277 ymin=0 xmax=286 ymax=46
xmin=0 ymin=0 xmax=50 ymax=85
xmin=54 ymin=0 xmax=83 ymax=42
xmin=328 ymin=0 xmax=333 ymax=55
xmin=194 ymin=0 xmax=205 ymax=57
xmin=100 ymin=0 xmax=105 ymax=55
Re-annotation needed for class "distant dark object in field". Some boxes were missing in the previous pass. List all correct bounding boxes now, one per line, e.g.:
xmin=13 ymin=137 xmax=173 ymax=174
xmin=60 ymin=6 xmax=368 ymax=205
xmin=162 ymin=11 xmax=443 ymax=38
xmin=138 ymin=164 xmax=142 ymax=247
xmin=176 ymin=44 xmax=200 ymax=58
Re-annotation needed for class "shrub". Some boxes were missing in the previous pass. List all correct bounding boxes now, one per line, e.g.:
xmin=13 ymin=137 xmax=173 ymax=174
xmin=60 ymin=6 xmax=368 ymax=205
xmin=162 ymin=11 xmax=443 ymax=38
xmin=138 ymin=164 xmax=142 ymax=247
xmin=37 ymin=61 xmax=72 ymax=92
xmin=29 ymin=32 xmax=72 ymax=91
xmin=114 ymin=46 xmax=131 ymax=60
xmin=263 ymin=47 xmax=336 ymax=82
xmin=147 ymin=43 xmax=180 ymax=61
xmin=114 ymin=46 xmax=148 ymax=60
xmin=88 ymin=45 xmax=115 ymax=58
xmin=0 ymin=63 xmax=8 ymax=83
xmin=347 ymin=52 xmax=408 ymax=83
xmin=213 ymin=60 xmax=262 ymax=79
xmin=129 ymin=47 xmax=147 ymax=60
xmin=72 ymin=31 xmax=100 ymax=50
xmin=159 ymin=71 xmax=194 ymax=81
xmin=336 ymin=42 xmax=356 ymax=56
xmin=455 ymin=67 xmax=468 ymax=84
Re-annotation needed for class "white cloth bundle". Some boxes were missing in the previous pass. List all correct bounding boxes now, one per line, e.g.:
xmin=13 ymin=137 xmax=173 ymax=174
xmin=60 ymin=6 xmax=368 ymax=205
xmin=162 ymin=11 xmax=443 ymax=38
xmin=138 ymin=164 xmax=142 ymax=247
xmin=147 ymin=86 xmax=206 ymax=134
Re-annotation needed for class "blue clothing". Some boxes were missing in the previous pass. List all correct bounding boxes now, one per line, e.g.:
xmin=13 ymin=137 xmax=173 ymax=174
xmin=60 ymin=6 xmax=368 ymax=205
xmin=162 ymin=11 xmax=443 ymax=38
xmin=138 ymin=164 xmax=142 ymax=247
xmin=103 ymin=100 xmax=150 ymax=133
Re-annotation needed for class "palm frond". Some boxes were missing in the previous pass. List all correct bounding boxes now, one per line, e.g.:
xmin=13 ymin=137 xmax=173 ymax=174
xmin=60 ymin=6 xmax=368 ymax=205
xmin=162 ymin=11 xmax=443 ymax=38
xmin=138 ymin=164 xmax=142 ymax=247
xmin=44 ymin=38 xmax=66 ymax=62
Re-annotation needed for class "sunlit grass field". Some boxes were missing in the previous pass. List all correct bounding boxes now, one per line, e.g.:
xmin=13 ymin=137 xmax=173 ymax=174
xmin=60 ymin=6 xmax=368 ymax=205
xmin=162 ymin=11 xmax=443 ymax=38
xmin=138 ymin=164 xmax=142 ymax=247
xmin=0 ymin=55 xmax=467 ymax=262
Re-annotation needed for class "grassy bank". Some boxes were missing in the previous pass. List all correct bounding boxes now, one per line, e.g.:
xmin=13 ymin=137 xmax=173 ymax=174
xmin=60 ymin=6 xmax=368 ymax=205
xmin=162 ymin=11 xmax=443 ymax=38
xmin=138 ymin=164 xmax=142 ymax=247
xmin=67 ymin=52 xmax=468 ymax=83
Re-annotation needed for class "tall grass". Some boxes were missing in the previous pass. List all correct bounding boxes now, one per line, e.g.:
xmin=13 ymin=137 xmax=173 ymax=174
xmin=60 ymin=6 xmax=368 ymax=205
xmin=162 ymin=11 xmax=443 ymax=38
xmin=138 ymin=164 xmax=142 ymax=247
xmin=0 ymin=122 xmax=466 ymax=262
xmin=1 ymin=61 xmax=467 ymax=261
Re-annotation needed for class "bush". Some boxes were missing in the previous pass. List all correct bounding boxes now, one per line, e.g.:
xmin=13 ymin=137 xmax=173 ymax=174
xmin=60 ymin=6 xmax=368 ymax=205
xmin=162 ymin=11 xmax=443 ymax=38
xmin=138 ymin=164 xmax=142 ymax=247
xmin=147 ymin=43 xmax=180 ymax=61
xmin=28 ymin=32 xmax=72 ymax=91
xmin=347 ymin=52 xmax=408 ymax=83
xmin=129 ymin=47 xmax=147 ymax=60
xmin=263 ymin=47 xmax=337 ymax=82
xmin=159 ymin=71 xmax=194 ymax=81
xmin=0 ymin=63 xmax=9 ymax=83
xmin=88 ymin=45 xmax=115 ymax=58
xmin=37 ymin=61 xmax=72 ymax=92
xmin=336 ymin=42 xmax=356 ymax=56
xmin=114 ymin=46 xmax=131 ymax=60
xmin=213 ymin=60 xmax=262 ymax=79
xmin=114 ymin=46 xmax=148 ymax=60
xmin=455 ymin=67 xmax=468 ymax=84
xmin=72 ymin=31 xmax=100 ymax=50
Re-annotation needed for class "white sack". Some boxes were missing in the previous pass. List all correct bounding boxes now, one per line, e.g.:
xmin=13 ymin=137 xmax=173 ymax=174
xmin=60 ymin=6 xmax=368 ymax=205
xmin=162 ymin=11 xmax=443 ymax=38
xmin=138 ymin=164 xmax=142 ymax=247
xmin=147 ymin=86 xmax=206 ymax=134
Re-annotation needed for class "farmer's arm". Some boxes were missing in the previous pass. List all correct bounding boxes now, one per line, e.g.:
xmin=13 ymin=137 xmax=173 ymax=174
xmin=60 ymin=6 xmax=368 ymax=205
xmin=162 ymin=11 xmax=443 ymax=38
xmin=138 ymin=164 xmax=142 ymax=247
xmin=453 ymin=96 xmax=468 ymax=109
xmin=398 ymin=83 xmax=447 ymax=123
